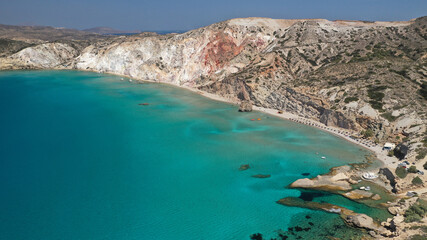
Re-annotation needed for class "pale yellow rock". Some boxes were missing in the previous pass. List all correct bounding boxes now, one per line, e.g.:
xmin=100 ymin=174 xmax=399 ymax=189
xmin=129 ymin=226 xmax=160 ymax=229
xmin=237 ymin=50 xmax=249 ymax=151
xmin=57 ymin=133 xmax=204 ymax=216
xmin=290 ymin=177 xmax=352 ymax=191
xmin=372 ymin=194 xmax=381 ymax=200
xmin=330 ymin=172 xmax=349 ymax=181
xmin=344 ymin=189 xmax=374 ymax=199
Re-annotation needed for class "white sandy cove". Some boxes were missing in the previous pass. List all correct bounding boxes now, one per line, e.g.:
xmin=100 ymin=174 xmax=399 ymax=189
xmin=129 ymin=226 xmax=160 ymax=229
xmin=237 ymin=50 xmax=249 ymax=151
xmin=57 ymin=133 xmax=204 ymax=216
xmin=180 ymin=85 xmax=398 ymax=170
xmin=127 ymin=76 xmax=396 ymax=170
xmin=254 ymin=106 xmax=397 ymax=167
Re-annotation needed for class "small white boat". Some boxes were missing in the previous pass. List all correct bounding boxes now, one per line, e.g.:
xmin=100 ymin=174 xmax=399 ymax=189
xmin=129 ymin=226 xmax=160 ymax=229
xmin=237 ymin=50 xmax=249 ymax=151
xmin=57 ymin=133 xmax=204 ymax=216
xmin=321 ymin=156 xmax=326 ymax=159
xmin=365 ymin=186 xmax=371 ymax=191
xmin=359 ymin=186 xmax=365 ymax=190
xmin=120 ymin=78 xmax=124 ymax=81
xmin=362 ymin=172 xmax=378 ymax=180
xmin=129 ymin=79 xmax=133 ymax=82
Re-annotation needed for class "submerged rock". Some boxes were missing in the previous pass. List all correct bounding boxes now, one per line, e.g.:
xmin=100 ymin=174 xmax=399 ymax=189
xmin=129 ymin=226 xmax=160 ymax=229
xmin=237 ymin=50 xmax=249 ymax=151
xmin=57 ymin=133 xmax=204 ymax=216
xmin=239 ymin=164 xmax=250 ymax=171
xmin=372 ymin=194 xmax=381 ymax=200
xmin=238 ymin=100 xmax=252 ymax=112
xmin=249 ymin=233 xmax=263 ymax=240
xmin=298 ymin=191 xmax=326 ymax=201
xmin=251 ymin=174 xmax=271 ymax=178
xmin=277 ymin=197 xmax=353 ymax=215
xmin=344 ymin=214 xmax=387 ymax=236
xmin=277 ymin=197 xmax=389 ymax=236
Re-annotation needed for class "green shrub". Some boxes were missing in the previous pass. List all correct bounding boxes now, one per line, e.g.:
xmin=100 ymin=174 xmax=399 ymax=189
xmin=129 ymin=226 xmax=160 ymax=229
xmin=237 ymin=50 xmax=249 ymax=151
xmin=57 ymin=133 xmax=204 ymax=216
xmin=406 ymin=213 xmax=423 ymax=223
xmin=410 ymin=225 xmax=427 ymax=233
xmin=368 ymin=86 xmax=387 ymax=100
xmin=369 ymin=100 xmax=384 ymax=110
xmin=404 ymin=199 xmax=427 ymax=222
xmin=424 ymin=161 xmax=427 ymax=170
xmin=412 ymin=176 xmax=423 ymax=185
xmin=419 ymin=82 xmax=427 ymax=100
xmin=408 ymin=166 xmax=418 ymax=173
xmin=416 ymin=148 xmax=427 ymax=160
xmin=395 ymin=167 xmax=408 ymax=179
xmin=368 ymin=91 xmax=386 ymax=101
xmin=381 ymin=112 xmax=397 ymax=122
xmin=367 ymin=85 xmax=387 ymax=110
xmin=344 ymin=96 xmax=359 ymax=103
xmin=411 ymin=234 xmax=427 ymax=240
xmin=388 ymin=150 xmax=394 ymax=157
xmin=362 ymin=129 xmax=374 ymax=138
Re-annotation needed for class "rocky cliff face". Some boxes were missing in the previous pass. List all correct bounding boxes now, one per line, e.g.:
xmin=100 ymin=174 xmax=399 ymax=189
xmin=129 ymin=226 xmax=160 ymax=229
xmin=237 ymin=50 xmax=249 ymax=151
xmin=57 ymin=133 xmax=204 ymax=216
xmin=1 ymin=17 xmax=426 ymax=159
xmin=10 ymin=43 xmax=78 ymax=68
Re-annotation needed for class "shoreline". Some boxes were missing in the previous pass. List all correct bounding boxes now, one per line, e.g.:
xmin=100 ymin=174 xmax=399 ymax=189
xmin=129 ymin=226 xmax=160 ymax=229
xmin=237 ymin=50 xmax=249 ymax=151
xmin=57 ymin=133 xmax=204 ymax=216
xmin=3 ymin=68 xmax=396 ymax=169
xmin=163 ymin=78 xmax=397 ymax=170
xmin=252 ymin=106 xmax=396 ymax=168
xmin=4 ymin=69 xmax=425 ymax=239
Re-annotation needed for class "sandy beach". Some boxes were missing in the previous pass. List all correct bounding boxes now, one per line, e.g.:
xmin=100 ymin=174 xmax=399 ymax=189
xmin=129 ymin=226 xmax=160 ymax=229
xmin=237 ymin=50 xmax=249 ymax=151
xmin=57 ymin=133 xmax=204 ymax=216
xmin=112 ymin=71 xmax=399 ymax=170
xmin=189 ymin=87 xmax=399 ymax=169
xmin=253 ymin=106 xmax=398 ymax=167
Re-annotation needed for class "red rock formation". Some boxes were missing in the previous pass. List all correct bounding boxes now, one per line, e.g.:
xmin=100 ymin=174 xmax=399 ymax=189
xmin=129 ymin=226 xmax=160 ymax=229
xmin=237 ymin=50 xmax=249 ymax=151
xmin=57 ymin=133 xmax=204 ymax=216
xmin=202 ymin=32 xmax=243 ymax=73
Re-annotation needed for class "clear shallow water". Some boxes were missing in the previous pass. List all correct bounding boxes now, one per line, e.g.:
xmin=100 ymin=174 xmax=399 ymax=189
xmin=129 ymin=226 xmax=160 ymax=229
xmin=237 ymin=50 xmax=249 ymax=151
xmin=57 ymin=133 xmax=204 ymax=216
xmin=0 ymin=71 xmax=383 ymax=239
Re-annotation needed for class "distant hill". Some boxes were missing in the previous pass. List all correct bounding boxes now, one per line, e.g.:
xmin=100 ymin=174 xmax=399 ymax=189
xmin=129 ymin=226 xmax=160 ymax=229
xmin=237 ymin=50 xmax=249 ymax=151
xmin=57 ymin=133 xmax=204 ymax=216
xmin=148 ymin=30 xmax=188 ymax=35
xmin=83 ymin=27 xmax=140 ymax=35
xmin=0 ymin=24 xmax=108 ymax=41
xmin=0 ymin=23 xmax=113 ymax=57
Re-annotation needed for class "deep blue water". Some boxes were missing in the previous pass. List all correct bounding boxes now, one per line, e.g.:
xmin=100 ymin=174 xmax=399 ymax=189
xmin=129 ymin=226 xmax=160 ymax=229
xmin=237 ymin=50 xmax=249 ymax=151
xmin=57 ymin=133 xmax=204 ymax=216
xmin=0 ymin=71 xmax=384 ymax=239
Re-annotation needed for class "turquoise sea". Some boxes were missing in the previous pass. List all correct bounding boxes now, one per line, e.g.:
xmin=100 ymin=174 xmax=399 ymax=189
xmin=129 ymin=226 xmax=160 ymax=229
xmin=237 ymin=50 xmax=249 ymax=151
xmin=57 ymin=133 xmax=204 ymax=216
xmin=0 ymin=71 xmax=387 ymax=239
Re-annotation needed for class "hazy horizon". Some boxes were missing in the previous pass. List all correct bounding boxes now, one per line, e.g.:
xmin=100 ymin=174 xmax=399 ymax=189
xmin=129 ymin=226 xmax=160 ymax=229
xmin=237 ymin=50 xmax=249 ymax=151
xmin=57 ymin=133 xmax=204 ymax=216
xmin=0 ymin=0 xmax=426 ymax=31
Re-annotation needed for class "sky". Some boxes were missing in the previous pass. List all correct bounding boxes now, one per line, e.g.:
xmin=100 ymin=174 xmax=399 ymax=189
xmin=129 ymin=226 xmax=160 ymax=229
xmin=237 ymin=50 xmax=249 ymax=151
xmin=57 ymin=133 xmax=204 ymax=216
xmin=0 ymin=0 xmax=426 ymax=31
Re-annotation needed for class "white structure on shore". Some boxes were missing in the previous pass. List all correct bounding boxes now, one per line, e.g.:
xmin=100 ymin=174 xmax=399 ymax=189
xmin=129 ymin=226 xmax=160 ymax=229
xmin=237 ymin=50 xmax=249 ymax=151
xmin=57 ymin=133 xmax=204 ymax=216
xmin=383 ymin=142 xmax=396 ymax=150
xmin=362 ymin=172 xmax=378 ymax=180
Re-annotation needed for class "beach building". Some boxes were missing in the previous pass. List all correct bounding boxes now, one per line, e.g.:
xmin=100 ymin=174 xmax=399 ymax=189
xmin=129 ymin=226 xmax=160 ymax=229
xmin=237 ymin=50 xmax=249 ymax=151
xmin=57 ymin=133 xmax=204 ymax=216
xmin=383 ymin=142 xmax=396 ymax=150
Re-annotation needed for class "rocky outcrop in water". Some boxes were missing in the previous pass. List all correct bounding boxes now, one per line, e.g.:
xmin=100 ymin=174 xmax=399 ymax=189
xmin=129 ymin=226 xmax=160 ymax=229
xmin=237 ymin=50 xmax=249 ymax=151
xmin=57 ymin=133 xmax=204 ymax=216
xmin=238 ymin=100 xmax=252 ymax=112
xmin=289 ymin=165 xmax=353 ymax=191
xmin=344 ymin=189 xmax=374 ymax=199
xmin=277 ymin=197 xmax=390 ymax=237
